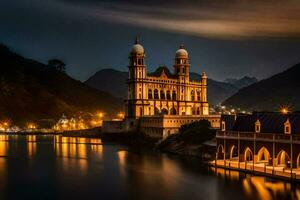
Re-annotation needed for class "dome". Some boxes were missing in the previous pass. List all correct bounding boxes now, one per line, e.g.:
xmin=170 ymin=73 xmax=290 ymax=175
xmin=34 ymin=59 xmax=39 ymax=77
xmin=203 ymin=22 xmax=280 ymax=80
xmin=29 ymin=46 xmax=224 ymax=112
xmin=175 ymin=45 xmax=188 ymax=58
xmin=131 ymin=43 xmax=144 ymax=54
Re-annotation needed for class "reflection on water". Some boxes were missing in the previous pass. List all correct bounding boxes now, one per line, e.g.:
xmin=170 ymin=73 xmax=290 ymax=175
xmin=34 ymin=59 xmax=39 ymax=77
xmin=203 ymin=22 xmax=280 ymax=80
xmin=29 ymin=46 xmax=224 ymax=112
xmin=213 ymin=167 xmax=300 ymax=200
xmin=0 ymin=134 xmax=299 ymax=199
xmin=27 ymin=135 xmax=36 ymax=158
xmin=54 ymin=136 xmax=102 ymax=174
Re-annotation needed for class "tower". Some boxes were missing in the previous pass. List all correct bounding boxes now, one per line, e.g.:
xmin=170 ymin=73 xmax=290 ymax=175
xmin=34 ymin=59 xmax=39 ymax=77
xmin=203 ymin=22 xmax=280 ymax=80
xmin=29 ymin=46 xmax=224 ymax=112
xmin=174 ymin=45 xmax=189 ymax=83
xmin=201 ymin=72 xmax=209 ymax=115
xmin=126 ymin=36 xmax=147 ymax=118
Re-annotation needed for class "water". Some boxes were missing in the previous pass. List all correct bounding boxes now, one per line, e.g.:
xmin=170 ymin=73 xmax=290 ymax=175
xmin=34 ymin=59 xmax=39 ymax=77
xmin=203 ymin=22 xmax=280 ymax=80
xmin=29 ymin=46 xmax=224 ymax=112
xmin=0 ymin=134 xmax=299 ymax=200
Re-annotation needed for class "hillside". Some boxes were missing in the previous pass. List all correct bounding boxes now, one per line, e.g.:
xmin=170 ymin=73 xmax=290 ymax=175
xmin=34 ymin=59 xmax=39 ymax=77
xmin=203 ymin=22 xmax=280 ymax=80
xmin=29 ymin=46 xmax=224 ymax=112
xmin=85 ymin=68 xmax=255 ymax=105
xmin=0 ymin=44 xmax=123 ymax=126
xmin=85 ymin=69 xmax=128 ymax=99
xmin=223 ymin=63 xmax=300 ymax=111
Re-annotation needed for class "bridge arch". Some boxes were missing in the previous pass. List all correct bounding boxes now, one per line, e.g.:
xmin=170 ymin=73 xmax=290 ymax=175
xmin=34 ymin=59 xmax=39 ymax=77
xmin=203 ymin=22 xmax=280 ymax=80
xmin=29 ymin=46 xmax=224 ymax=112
xmin=257 ymin=147 xmax=271 ymax=163
xmin=276 ymin=150 xmax=290 ymax=167
xmin=229 ymin=145 xmax=238 ymax=160
xmin=244 ymin=147 xmax=253 ymax=162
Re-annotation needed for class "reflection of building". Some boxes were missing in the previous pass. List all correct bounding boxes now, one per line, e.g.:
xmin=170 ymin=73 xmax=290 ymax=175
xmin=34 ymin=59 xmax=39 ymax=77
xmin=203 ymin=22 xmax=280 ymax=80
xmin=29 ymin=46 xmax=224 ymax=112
xmin=103 ymin=37 xmax=220 ymax=138
xmin=215 ymin=112 xmax=300 ymax=180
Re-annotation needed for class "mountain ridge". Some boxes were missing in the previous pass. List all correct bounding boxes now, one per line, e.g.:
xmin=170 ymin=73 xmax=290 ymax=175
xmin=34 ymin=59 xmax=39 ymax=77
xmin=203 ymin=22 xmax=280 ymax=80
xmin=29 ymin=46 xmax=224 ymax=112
xmin=223 ymin=62 xmax=300 ymax=111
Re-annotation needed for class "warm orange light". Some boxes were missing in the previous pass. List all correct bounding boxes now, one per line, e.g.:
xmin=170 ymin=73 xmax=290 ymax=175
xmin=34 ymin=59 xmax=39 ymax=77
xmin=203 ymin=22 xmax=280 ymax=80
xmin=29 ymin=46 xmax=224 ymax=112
xmin=97 ymin=112 xmax=104 ymax=118
xmin=281 ymin=108 xmax=288 ymax=114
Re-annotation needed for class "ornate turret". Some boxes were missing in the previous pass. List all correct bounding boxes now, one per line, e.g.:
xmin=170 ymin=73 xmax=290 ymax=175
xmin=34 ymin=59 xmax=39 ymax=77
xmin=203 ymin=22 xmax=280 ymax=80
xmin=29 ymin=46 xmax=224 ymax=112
xmin=128 ymin=36 xmax=146 ymax=80
xmin=174 ymin=44 xmax=189 ymax=82
xmin=126 ymin=36 xmax=147 ymax=119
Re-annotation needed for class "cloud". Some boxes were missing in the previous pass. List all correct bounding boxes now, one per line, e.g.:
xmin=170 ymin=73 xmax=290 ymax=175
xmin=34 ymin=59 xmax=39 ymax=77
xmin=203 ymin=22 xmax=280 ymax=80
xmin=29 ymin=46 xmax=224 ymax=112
xmin=8 ymin=0 xmax=300 ymax=39
xmin=59 ymin=0 xmax=300 ymax=39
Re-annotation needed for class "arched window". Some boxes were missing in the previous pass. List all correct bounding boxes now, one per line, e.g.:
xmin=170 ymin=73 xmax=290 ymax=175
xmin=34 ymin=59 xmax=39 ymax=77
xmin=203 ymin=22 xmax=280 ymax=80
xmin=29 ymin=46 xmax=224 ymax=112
xmin=166 ymin=91 xmax=171 ymax=100
xmin=255 ymin=119 xmax=261 ymax=133
xmin=182 ymin=67 xmax=185 ymax=74
xmin=172 ymin=91 xmax=176 ymax=100
xmin=154 ymin=89 xmax=159 ymax=99
xmin=221 ymin=121 xmax=226 ymax=131
xmin=197 ymin=91 xmax=201 ymax=101
xmin=161 ymin=108 xmax=168 ymax=115
xmin=160 ymin=90 xmax=165 ymax=99
xmin=191 ymin=90 xmax=195 ymax=101
xmin=284 ymin=119 xmax=291 ymax=134
xmin=148 ymin=89 xmax=153 ymax=99
xmin=170 ymin=107 xmax=177 ymax=115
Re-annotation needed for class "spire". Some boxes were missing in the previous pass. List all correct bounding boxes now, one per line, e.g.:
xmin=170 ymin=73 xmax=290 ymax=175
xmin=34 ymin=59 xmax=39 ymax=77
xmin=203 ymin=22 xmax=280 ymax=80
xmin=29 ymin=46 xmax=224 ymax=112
xmin=179 ymin=44 xmax=184 ymax=49
xmin=135 ymin=35 xmax=140 ymax=44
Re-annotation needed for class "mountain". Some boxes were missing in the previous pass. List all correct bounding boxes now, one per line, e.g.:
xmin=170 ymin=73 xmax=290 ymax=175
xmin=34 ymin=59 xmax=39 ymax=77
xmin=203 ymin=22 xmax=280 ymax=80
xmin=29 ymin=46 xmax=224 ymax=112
xmin=0 ymin=44 xmax=123 ymax=126
xmin=85 ymin=68 xmax=247 ymax=105
xmin=224 ymin=76 xmax=258 ymax=89
xmin=85 ymin=69 xmax=128 ymax=99
xmin=223 ymin=63 xmax=300 ymax=111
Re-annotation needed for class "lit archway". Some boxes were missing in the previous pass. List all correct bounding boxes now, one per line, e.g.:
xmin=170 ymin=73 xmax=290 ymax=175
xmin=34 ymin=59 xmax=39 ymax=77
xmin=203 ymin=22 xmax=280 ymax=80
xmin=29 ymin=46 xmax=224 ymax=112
xmin=276 ymin=150 xmax=290 ymax=167
xmin=230 ymin=145 xmax=238 ymax=160
xmin=297 ymin=154 xmax=300 ymax=168
xmin=244 ymin=147 xmax=253 ymax=162
xmin=257 ymin=147 xmax=270 ymax=163
xmin=217 ymin=144 xmax=224 ymax=160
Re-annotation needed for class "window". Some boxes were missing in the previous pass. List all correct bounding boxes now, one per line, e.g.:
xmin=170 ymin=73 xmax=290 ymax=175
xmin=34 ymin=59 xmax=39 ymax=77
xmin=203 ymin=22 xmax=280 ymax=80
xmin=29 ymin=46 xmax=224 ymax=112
xmin=148 ymin=89 xmax=153 ymax=99
xmin=255 ymin=120 xmax=261 ymax=133
xmin=160 ymin=90 xmax=165 ymax=99
xmin=284 ymin=119 xmax=291 ymax=134
xmin=172 ymin=91 xmax=176 ymax=100
xmin=191 ymin=90 xmax=195 ymax=101
xmin=154 ymin=89 xmax=159 ymax=99
xmin=197 ymin=91 xmax=201 ymax=101
xmin=166 ymin=91 xmax=171 ymax=100
xmin=221 ymin=121 xmax=226 ymax=131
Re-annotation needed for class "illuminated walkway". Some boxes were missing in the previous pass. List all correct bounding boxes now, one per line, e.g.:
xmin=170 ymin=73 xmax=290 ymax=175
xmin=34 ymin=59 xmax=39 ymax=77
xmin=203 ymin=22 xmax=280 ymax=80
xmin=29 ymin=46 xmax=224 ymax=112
xmin=211 ymin=159 xmax=300 ymax=180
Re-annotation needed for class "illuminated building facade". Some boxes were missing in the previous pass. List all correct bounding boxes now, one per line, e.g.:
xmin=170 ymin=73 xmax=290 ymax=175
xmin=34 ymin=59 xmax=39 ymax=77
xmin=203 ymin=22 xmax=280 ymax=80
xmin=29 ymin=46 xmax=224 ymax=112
xmin=103 ymin=37 xmax=220 ymax=138
xmin=126 ymin=37 xmax=209 ymax=119
xmin=121 ymin=37 xmax=219 ymax=138
xmin=216 ymin=112 xmax=300 ymax=179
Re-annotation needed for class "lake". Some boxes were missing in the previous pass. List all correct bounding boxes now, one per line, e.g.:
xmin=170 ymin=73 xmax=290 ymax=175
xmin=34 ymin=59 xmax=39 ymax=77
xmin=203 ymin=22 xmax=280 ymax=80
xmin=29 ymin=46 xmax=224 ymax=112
xmin=0 ymin=134 xmax=299 ymax=200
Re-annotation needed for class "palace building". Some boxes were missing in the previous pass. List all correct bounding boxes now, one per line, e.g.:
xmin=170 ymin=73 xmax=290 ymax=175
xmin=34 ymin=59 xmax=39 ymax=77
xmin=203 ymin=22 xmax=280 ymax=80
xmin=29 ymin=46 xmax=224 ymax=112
xmin=102 ymin=37 xmax=220 ymax=138
xmin=126 ymin=37 xmax=209 ymax=118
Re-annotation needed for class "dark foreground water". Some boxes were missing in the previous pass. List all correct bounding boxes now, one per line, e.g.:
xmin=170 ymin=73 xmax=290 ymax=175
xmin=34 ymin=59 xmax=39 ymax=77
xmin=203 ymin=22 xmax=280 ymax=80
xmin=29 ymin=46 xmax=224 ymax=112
xmin=0 ymin=135 xmax=299 ymax=200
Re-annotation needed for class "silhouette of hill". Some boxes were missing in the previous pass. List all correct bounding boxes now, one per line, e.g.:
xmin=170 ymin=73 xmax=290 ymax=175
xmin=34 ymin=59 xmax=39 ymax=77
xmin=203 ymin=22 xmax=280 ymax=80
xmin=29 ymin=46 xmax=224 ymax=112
xmin=0 ymin=44 xmax=122 ymax=126
xmin=223 ymin=63 xmax=300 ymax=111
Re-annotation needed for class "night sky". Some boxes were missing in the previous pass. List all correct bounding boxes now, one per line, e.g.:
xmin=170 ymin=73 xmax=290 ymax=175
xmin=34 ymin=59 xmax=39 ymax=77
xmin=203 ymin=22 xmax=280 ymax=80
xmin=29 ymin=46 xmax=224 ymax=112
xmin=1 ymin=0 xmax=300 ymax=81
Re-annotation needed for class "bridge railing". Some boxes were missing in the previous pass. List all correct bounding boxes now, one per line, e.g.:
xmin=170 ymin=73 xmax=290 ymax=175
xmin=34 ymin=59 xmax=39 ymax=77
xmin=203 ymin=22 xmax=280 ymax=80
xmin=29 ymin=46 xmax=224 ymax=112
xmin=217 ymin=130 xmax=300 ymax=143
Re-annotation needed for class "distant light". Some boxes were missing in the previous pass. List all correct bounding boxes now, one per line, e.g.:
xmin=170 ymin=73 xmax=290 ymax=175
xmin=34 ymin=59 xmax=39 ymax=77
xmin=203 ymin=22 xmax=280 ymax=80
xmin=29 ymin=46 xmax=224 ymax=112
xmin=230 ymin=109 xmax=235 ymax=113
xmin=281 ymin=108 xmax=289 ymax=114
xmin=97 ymin=112 xmax=104 ymax=118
